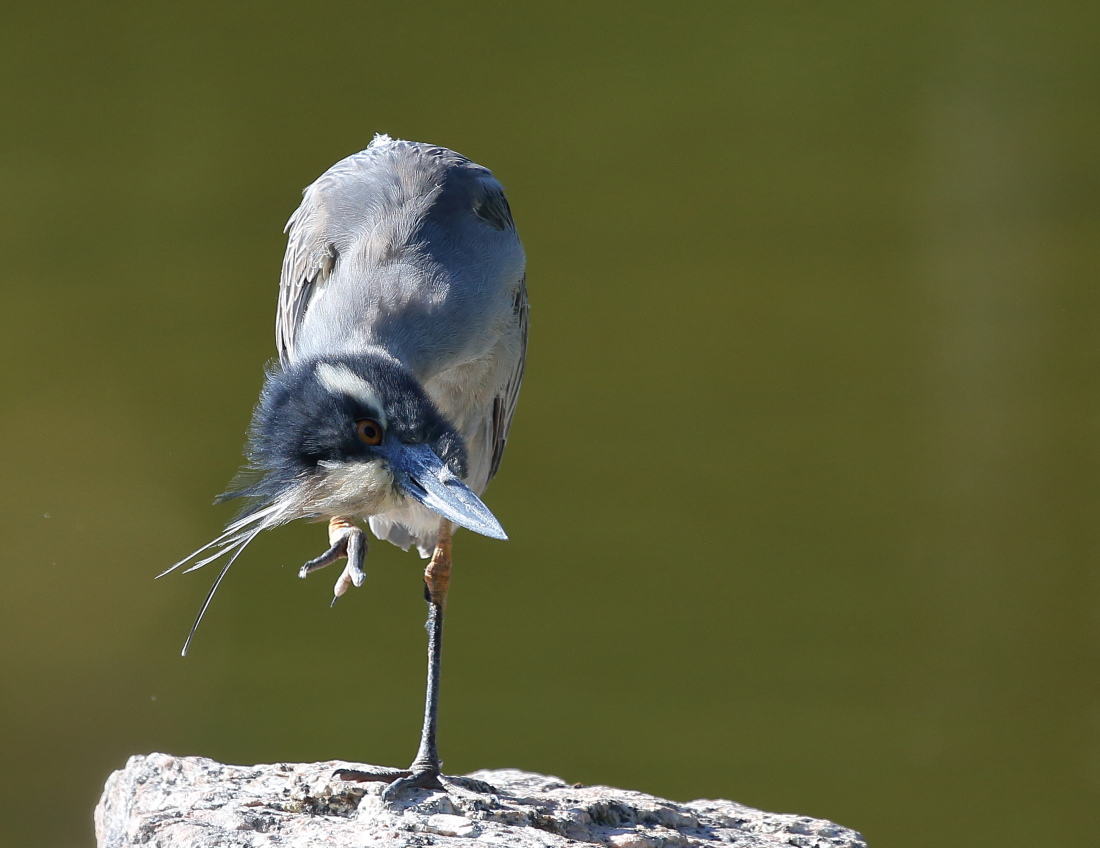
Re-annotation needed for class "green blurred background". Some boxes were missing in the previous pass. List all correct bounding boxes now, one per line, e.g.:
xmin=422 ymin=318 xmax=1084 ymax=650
xmin=2 ymin=1 xmax=1098 ymax=846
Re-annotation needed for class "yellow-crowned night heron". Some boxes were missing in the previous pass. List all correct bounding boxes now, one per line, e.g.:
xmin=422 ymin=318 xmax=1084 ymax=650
xmin=162 ymin=134 xmax=527 ymax=797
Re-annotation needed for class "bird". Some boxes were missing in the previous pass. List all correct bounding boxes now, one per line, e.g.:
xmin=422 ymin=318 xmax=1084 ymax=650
xmin=161 ymin=134 xmax=528 ymax=797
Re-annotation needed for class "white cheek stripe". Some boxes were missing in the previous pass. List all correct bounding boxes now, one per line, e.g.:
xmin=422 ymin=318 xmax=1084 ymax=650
xmin=316 ymin=363 xmax=389 ymax=428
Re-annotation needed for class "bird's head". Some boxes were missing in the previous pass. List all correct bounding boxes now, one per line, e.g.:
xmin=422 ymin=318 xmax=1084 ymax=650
xmin=223 ymin=352 xmax=506 ymax=540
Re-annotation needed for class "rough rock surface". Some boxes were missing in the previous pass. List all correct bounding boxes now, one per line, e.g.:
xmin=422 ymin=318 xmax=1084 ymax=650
xmin=95 ymin=753 xmax=868 ymax=848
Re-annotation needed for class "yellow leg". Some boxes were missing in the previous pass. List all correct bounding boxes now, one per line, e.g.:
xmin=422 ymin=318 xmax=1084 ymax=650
xmin=328 ymin=515 xmax=357 ymax=546
xmin=424 ymin=523 xmax=453 ymax=608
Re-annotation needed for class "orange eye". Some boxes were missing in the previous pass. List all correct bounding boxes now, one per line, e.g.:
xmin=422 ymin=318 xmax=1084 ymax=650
xmin=356 ymin=418 xmax=384 ymax=446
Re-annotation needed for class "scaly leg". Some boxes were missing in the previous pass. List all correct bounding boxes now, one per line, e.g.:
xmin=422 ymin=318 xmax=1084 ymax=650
xmin=382 ymin=522 xmax=452 ymax=799
xmin=332 ymin=522 xmax=455 ymax=798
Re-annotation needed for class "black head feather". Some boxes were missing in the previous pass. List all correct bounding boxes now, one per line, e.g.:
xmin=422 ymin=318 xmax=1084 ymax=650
xmin=220 ymin=352 xmax=467 ymax=511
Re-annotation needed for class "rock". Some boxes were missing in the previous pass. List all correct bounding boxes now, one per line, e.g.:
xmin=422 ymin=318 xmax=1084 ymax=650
xmin=94 ymin=753 xmax=868 ymax=848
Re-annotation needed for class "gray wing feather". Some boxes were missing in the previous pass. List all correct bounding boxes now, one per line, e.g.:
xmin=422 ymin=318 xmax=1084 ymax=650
xmin=489 ymin=276 xmax=528 ymax=481
xmin=276 ymin=142 xmax=525 ymax=486
xmin=275 ymin=146 xmax=374 ymax=364
xmin=276 ymin=198 xmax=335 ymax=366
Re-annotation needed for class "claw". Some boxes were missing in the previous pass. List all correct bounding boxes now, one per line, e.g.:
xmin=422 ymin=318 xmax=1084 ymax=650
xmin=297 ymin=545 xmax=343 ymax=578
xmin=332 ymin=766 xmax=444 ymax=804
xmin=297 ymin=517 xmax=368 ymax=603
xmin=333 ymin=766 xmax=411 ymax=783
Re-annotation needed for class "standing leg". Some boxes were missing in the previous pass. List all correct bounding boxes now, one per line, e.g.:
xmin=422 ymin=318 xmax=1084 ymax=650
xmin=382 ymin=522 xmax=453 ymax=799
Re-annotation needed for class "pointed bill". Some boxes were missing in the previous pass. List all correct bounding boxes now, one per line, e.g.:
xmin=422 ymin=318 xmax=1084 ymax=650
xmin=394 ymin=443 xmax=507 ymax=540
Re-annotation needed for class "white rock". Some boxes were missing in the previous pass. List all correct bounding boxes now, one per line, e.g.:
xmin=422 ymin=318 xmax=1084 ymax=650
xmin=425 ymin=813 xmax=479 ymax=837
xmin=94 ymin=753 xmax=868 ymax=848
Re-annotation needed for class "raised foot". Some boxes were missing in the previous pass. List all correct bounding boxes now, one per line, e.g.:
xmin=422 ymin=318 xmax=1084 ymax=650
xmin=297 ymin=518 xmax=368 ymax=604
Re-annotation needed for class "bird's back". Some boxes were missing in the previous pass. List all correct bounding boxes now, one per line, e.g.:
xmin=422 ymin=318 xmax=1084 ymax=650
xmin=277 ymin=135 xmax=528 ymax=554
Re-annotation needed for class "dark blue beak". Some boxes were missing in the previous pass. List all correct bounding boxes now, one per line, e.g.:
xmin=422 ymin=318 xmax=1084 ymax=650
xmin=390 ymin=443 xmax=507 ymax=540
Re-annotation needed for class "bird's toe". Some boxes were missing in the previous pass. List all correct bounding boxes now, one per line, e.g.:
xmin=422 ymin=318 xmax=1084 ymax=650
xmin=380 ymin=768 xmax=444 ymax=803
